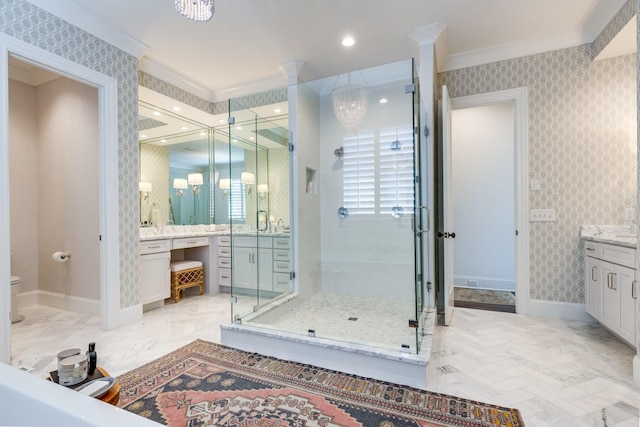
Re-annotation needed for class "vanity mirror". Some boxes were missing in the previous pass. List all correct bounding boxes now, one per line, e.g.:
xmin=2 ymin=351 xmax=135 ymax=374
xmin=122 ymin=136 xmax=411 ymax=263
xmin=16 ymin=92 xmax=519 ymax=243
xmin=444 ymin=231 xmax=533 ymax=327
xmin=138 ymin=95 xmax=290 ymax=230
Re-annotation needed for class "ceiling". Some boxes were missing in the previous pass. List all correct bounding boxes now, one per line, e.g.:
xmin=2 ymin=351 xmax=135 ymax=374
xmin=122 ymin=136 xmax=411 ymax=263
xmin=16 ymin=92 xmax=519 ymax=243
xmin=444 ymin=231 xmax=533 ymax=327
xmin=23 ymin=0 xmax=635 ymax=100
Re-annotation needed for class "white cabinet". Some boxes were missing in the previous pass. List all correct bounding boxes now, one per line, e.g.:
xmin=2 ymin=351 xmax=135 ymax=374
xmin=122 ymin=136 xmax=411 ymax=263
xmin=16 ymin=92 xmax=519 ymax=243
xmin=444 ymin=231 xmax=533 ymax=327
xmin=584 ymin=241 xmax=637 ymax=347
xmin=272 ymin=237 xmax=291 ymax=293
xmin=139 ymin=240 xmax=171 ymax=305
xmin=232 ymin=236 xmax=273 ymax=291
xmin=216 ymin=236 xmax=232 ymax=288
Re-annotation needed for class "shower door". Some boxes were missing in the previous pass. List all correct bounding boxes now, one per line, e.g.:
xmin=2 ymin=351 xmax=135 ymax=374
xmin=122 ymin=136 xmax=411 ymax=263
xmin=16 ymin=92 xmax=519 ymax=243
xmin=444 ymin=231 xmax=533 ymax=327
xmin=228 ymin=97 xmax=292 ymax=323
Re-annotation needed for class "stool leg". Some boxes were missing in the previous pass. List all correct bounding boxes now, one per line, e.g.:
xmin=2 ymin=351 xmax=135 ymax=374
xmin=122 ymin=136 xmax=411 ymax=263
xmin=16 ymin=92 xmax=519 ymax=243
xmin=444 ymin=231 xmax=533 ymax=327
xmin=199 ymin=283 xmax=204 ymax=295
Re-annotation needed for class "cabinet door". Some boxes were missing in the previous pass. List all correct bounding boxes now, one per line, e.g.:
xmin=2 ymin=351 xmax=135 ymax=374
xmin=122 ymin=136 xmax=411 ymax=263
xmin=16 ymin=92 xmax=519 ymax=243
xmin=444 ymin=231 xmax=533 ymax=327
xmin=617 ymin=265 xmax=636 ymax=345
xmin=256 ymin=247 xmax=273 ymax=290
xmin=140 ymin=252 xmax=170 ymax=305
xmin=233 ymin=247 xmax=256 ymax=289
xmin=599 ymin=261 xmax=618 ymax=332
xmin=585 ymin=256 xmax=599 ymax=319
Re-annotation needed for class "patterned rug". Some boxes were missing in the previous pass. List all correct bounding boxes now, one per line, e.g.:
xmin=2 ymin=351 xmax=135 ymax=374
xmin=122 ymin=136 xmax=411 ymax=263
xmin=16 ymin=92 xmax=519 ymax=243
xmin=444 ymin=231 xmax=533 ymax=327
xmin=454 ymin=288 xmax=516 ymax=313
xmin=118 ymin=339 xmax=524 ymax=426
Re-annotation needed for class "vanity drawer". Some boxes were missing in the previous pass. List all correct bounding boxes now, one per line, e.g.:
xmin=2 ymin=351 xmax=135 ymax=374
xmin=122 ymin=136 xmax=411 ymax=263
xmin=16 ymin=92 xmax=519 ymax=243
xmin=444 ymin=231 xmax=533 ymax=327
xmin=218 ymin=268 xmax=231 ymax=286
xmin=273 ymin=273 xmax=291 ymax=292
xmin=218 ymin=257 xmax=232 ymax=269
xmin=217 ymin=246 xmax=232 ymax=257
xmin=584 ymin=241 xmax=597 ymax=257
xmin=273 ymin=249 xmax=290 ymax=262
xmin=234 ymin=236 xmax=273 ymax=248
xmin=273 ymin=237 xmax=290 ymax=250
xmin=598 ymin=243 xmax=636 ymax=268
xmin=140 ymin=239 xmax=171 ymax=255
xmin=273 ymin=260 xmax=290 ymax=273
xmin=173 ymin=236 xmax=208 ymax=249
xmin=217 ymin=236 xmax=231 ymax=246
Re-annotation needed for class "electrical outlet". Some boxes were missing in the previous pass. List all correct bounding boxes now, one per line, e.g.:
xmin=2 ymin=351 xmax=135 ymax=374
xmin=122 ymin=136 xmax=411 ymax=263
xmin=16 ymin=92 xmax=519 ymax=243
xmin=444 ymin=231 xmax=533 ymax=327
xmin=530 ymin=179 xmax=540 ymax=191
xmin=530 ymin=209 xmax=556 ymax=221
xmin=624 ymin=208 xmax=635 ymax=221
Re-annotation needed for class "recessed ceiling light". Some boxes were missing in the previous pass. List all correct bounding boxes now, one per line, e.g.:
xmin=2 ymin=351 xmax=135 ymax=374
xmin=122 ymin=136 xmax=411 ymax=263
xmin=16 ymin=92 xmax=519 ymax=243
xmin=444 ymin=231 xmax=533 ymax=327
xmin=173 ymin=106 xmax=181 ymax=112
xmin=218 ymin=119 xmax=225 ymax=123
xmin=152 ymin=111 xmax=161 ymax=116
xmin=140 ymin=134 xmax=147 ymax=138
xmin=180 ymin=126 xmax=188 ymax=131
xmin=161 ymin=139 xmax=167 ymax=143
xmin=342 ymin=36 xmax=355 ymax=47
xmin=232 ymin=139 xmax=238 ymax=143
xmin=250 ymin=137 xmax=255 ymax=140
xmin=274 ymin=108 xmax=282 ymax=113
xmin=200 ymin=132 xmax=207 ymax=136
xmin=236 ymin=126 xmax=242 ymax=130
xmin=379 ymin=98 xmax=388 ymax=104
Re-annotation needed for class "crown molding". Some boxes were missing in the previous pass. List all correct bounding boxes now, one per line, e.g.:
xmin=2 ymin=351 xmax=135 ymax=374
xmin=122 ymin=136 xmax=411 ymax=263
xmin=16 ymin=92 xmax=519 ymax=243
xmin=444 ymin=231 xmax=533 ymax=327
xmin=138 ymin=57 xmax=214 ymax=101
xmin=441 ymin=29 xmax=588 ymax=72
xmin=24 ymin=0 xmax=150 ymax=59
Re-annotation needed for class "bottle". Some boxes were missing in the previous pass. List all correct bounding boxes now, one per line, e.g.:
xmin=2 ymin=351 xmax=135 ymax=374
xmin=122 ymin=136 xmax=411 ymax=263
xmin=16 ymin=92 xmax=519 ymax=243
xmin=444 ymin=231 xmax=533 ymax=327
xmin=86 ymin=342 xmax=97 ymax=376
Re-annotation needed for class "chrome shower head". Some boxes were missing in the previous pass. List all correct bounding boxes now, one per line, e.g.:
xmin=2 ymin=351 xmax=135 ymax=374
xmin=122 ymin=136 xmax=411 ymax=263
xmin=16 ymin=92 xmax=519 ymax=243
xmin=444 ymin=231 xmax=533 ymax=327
xmin=334 ymin=147 xmax=344 ymax=158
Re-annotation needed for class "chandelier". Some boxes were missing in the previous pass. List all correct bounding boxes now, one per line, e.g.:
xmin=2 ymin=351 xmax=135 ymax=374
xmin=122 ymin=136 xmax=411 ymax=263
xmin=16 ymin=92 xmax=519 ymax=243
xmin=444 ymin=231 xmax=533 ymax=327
xmin=331 ymin=73 xmax=368 ymax=129
xmin=175 ymin=0 xmax=215 ymax=22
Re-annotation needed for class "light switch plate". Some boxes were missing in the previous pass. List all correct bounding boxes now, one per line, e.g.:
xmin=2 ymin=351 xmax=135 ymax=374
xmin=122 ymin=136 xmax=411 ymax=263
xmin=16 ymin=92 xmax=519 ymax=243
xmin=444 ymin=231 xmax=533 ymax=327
xmin=530 ymin=209 xmax=556 ymax=221
xmin=530 ymin=179 xmax=540 ymax=191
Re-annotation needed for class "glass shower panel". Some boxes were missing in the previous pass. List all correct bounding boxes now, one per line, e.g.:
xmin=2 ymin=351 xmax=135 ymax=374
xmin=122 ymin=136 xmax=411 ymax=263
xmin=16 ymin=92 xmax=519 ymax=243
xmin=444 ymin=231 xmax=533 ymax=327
xmin=228 ymin=94 xmax=293 ymax=323
xmin=244 ymin=59 xmax=420 ymax=353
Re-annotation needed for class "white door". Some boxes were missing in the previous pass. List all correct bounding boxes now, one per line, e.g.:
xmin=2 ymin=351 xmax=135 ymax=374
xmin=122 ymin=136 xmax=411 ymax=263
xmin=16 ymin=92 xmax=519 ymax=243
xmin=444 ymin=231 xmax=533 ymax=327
xmin=441 ymin=86 xmax=455 ymax=326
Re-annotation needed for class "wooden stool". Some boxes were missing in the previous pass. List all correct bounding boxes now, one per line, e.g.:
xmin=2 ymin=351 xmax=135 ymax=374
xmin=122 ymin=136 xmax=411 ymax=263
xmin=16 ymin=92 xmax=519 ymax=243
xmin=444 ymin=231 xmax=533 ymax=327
xmin=170 ymin=260 xmax=204 ymax=303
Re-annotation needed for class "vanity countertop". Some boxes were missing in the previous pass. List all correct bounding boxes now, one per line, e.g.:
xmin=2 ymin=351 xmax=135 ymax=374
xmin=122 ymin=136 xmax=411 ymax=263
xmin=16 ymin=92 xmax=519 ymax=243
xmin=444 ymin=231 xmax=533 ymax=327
xmin=580 ymin=225 xmax=637 ymax=249
xmin=140 ymin=225 xmax=290 ymax=241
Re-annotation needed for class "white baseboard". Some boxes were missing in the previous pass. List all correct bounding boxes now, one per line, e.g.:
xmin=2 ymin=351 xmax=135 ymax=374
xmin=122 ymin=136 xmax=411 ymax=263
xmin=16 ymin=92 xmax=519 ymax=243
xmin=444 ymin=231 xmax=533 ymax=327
xmin=16 ymin=291 xmax=38 ymax=310
xmin=36 ymin=291 xmax=100 ymax=316
xmin=118 ymin=304 xmax=142 ymax=327
xmin=528 ymin=299 xmax=596 ymax=323
xmin=634 ymin=356 xmax=640 ymax=388
xmin=453 ymin=277 xmax=515 ymax=291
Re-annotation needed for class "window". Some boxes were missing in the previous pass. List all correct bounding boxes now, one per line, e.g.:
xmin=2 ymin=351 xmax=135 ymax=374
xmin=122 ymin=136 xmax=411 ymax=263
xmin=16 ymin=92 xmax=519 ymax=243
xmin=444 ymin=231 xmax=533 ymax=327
xmin=228 ymin=180 xmax=246 ymax=221
xmin=342 ymin=126 xmax=415 ymax=216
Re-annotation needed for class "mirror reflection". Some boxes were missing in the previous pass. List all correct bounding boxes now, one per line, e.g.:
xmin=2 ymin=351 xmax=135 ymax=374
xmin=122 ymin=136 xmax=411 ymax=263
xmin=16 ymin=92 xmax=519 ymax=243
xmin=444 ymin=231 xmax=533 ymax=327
xmin=138 ymin=99 xmax=290 ymax=230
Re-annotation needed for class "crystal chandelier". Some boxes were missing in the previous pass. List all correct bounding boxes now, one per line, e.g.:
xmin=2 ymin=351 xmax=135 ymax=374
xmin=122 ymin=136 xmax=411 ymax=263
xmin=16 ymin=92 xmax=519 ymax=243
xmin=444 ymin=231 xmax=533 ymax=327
xmin=175 ymin=0 xmax=215 ymax=22
xmin=331 ymin=73 xmax=368 ymax=129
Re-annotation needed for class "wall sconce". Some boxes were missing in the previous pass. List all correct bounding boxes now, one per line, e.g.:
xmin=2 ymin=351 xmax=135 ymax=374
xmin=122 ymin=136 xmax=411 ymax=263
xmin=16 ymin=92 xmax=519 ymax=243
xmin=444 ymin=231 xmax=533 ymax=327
xmin=241 ymin=172 xmax=255 ymax=194
xmin=139 ymin=181 xmax=152 ymax=202
xmin=258 ymin=184 xmax=269 ymax=201
xmin=173 ymin=178 xmax=188 ymax=198
xmin=188 ymin=173 xmax=204 ymax=196
xmin=219 ymin=178 xmax=231 ymax=198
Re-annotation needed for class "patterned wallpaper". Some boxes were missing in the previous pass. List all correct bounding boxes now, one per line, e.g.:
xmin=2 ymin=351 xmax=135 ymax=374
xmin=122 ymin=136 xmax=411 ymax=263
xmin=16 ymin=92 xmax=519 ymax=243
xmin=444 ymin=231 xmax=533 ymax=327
xmin=592 ymin=0 xmax=636 ymax=59
xmin=1 ymin=0 xmax=140 ymax=308
xmin=139 ymin=144 xmax=169 ymax=225
xmin=439 ymin=47 xmax=637 ymax=304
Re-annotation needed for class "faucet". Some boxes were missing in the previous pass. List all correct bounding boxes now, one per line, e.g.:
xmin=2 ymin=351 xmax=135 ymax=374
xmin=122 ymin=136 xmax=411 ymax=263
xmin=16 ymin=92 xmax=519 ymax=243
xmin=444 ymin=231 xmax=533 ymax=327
xmin=257 ymin=210 xmax=269 ymax=232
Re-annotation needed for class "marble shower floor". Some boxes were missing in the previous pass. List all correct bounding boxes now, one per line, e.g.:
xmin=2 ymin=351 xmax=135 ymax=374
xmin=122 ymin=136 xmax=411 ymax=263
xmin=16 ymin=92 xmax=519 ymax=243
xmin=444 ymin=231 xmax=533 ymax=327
xmin=8 ymin=297 xmax=640 ymax=426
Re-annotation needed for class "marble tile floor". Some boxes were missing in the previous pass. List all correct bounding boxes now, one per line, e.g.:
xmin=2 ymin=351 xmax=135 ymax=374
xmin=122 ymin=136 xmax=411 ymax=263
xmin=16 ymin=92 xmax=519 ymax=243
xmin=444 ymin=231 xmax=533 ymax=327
xmin=8 ymin=297 xmax=640 ymax=426
xmin=428 ymin=308 xmax=640 ymax=427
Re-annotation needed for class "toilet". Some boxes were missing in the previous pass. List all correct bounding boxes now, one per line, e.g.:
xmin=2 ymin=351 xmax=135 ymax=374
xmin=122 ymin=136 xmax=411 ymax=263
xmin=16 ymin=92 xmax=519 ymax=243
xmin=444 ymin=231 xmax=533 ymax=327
xmin=10 ymin=276 xmax=23 ymax=323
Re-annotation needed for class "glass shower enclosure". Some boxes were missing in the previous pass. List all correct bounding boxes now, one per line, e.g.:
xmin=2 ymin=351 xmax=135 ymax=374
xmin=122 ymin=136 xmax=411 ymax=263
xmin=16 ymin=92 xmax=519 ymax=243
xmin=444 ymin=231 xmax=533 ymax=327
xmin=235 ymin=59 xmax=426 ymax=354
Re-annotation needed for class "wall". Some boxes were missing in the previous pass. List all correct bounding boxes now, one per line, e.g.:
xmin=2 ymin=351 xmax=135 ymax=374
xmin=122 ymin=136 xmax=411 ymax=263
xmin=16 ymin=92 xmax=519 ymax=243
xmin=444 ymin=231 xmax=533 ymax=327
xmin=1 ymin=0 xmax=140 ymax=309
xmin=318 ymin=74 xmax=416 ymax=301
xmin=37 ymin=77 xmax=99 ymax=300
xmin=439 ymin=48 xmax=637 ymax=304
xmin=8 ymin=79 xmax=38 ymax=294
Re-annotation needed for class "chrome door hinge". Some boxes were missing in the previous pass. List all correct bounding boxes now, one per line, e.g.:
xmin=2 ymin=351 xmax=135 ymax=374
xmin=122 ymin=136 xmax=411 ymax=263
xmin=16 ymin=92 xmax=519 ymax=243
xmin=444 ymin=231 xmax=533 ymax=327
xmin=228 ymin=116 xmax=235 ymax=125
xmin=405 ymin=84 xmax=416 ymax=94
xmin=408 ymin=319 xmax=419 ymax=328
xmin=424 ymin=126 xmax=429 ymax=137
xmin=290 ymin=271 xmax=296 ymax=280
xmin=426 ymin=281 xmax=432 ymax=291
xmin=289 ymin=143 xmax=294 ymax=152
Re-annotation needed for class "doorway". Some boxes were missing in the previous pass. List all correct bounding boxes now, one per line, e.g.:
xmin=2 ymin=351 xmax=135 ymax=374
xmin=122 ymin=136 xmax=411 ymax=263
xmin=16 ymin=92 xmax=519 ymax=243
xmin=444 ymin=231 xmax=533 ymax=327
xmin=0 ymin=35 xmax=120 ymax=364
xmin=448 ymin=88 xmax=529 ymax=315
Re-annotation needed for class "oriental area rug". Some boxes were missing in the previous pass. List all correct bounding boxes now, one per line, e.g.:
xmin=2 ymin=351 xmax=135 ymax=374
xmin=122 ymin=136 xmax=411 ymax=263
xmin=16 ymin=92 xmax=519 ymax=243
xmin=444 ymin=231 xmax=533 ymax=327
xmin=117 ymin=339 xmax=525 ymax=427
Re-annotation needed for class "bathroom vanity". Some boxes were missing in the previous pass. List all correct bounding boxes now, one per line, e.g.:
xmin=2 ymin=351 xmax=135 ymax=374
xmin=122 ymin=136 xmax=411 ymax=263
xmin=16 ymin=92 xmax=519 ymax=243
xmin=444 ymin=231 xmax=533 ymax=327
xmin=581 ymin=226 xmax=637 ymax=347
xmin=139 ymin=226 xmax=292 ymax=308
